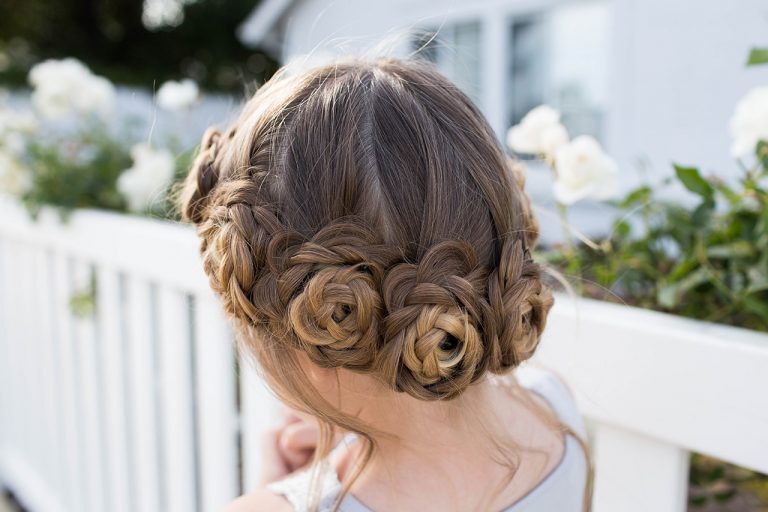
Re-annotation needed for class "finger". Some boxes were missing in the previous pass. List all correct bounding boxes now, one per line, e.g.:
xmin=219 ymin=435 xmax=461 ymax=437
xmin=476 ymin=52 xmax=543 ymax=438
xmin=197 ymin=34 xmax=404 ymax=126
xmin=279 ymin=422 xmax=319 ymax=470
xmin=280 ymin=421 xmax=319 ymax=452
xmin=283 ymin=446 xmax=314 ymax=472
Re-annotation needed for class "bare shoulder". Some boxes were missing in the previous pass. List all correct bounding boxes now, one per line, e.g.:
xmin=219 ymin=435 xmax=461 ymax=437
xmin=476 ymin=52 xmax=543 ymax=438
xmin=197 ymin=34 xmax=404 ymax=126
xmin=222 ymin=489 xmax=293 ymax=512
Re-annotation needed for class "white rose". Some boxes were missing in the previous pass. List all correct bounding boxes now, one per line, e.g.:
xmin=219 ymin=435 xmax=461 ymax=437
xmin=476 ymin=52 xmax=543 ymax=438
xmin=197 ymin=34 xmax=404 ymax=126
xmin=553 ymin=135 xmax=618 ymax=205
xmin=506 ymin=105 xmax=569 ymax=158
xmin=28 ymin=58 xmax=115 ymax=120
xmin=729 ymin=86 xmax=768 ymax=157
xmin=156 ymin=79 xmax=199 ymax=111
xmin=117 ymin=143 xmax=175 ymax=212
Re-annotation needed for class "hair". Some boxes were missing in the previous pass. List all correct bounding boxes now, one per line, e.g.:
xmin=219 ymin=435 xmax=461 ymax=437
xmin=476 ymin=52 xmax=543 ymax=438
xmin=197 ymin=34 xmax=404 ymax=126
xmin=178 ymin=56 xmax=586 ymax=510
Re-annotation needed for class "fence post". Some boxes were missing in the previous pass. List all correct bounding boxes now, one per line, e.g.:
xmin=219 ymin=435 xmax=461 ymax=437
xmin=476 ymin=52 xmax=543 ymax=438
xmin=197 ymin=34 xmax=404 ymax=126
xmin=592 ymin=424 xmax=690 ymax=512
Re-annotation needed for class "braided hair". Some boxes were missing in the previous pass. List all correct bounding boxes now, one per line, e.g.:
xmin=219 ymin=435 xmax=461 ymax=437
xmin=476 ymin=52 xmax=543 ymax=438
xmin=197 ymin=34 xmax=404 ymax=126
xmin=178 ymin=56 xmax=555 ymax=509
xmin=180 ymin=58 xmax=551 ymax=402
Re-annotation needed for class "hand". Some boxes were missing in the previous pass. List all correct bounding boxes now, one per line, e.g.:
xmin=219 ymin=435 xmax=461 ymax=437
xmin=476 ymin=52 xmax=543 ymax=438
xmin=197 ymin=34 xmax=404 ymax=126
xmin=258 ymin=410 xmax=320 ymax=486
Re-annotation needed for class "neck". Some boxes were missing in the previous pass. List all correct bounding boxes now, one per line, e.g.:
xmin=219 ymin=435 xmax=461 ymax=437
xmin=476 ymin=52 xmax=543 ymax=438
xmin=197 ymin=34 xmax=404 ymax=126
xmin=327 ymin=371 xmax=566 ymax=511
xmin=334 ymin=374 xmax=511 ymax=477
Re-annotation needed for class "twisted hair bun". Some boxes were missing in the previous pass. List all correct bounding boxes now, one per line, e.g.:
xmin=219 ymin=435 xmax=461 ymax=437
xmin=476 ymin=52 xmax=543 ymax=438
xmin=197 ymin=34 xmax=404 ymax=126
xmin=290 ymin=263 xmax=381 ymax=369
xmin=379 ymin=242 xmax=489 ymax=400
xmin=178 ymin=57 xmax=554 ymax=403
xmin=286 ymin=225 xmax=396 ymax=370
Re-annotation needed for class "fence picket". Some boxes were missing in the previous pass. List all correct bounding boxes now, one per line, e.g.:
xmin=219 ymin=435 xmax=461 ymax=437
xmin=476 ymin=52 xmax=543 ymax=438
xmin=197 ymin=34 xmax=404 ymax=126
xmin=51 ymin=252 xmax=83 ymax=511
xmin=239 ymin=357 xmax=281 ymax=493
xmin=0 ymin=239 xmax=20 ymax=469
xmin=10 ymin=242 xmax=30 ymax=480
xmin=125 ymin=277 xmax=162 ymax=512
xmin=96 ymin=267 xmax=133 ymax=512
xmin=157 ymin=287 xmax=198 ymax=512
xmin=72 ymin=262 xmax=108 ymax=512
xmin=193 ymin=293 xmax=239 ymax=511
xmin=33 ymin=246 xmax=60 ymax=496
xmin=0 ymin=239 xmax=7 ymax=465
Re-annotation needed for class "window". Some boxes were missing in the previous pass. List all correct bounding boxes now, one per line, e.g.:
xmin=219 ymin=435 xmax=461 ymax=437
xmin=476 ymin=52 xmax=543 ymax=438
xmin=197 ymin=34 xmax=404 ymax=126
xmin=411 ymin=21 xmax=483 ymax=105
xmin=508 ymin=1 xmax=612 ymax=141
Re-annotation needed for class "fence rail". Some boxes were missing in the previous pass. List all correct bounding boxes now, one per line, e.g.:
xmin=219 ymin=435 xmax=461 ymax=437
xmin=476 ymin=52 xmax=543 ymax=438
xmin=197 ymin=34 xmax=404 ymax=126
xmin=0 ymin=197 xmax=766 ymax=512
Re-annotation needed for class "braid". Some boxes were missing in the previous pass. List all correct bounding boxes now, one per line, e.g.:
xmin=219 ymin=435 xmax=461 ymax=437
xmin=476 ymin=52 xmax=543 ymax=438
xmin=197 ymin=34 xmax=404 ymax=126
xmin=488 ymin=238 xmax=553 ymax=369
xmin=182 ymin=127 xmax=224 ymax=224
xmin=377 ymin=241 xmax=490 ymax=400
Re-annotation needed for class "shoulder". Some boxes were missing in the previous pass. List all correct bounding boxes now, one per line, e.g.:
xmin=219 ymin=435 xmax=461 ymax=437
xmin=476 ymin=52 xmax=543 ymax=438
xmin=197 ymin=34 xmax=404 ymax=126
xmin=221 ymin=489 xmax=293 ymax=512
xmin=514 ymin=364 xmax=585 ymax=435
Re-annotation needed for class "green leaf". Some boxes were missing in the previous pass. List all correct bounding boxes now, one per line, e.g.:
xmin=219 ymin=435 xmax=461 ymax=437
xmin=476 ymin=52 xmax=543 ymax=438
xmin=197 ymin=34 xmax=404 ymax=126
xmin=747 ymin=47 xmax=768 ymax=66
xmin=614 ymin=219 xmax=631 ymax=238
xmin=674 ymin=165 xmax=714 ymax=200
xmin=691 ymin=200 xmax=714 ymax=226
xmin=668 ymin=258 xmax=698 ymax=281
xmin=743 ymin=296 xmax=768 ymax=320
xmin=657 ymin=267 xmax=711 ymax=309
xmin=757 ymin=140 xmax=768 ymax=170
xmin=619 ymin=185 xmax=652 ymax=208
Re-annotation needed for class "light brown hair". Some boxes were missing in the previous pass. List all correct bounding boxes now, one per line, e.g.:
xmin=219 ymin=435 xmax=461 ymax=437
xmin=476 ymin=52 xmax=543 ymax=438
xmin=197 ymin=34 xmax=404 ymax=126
xmin=178 ymin=56 xmax=571 ymax=510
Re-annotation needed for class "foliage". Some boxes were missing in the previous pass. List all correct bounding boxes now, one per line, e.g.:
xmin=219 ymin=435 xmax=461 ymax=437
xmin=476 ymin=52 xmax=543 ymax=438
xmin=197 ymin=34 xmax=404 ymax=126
xmin=748 ymin=47 xmax=768 ymax=67
xmin=542 ymin=142 xmax=768 ymax=332
xmin=689 ymin=454 xmax=768 ymax=510
xmin=535 ymin=131 xmax=768 ymax=512
xmin=20 ymin=123 xmax=131 ymax=216
xmin=525 ymin=46 xmax=768 ymax=507
xmin=0 ymin=0 xmax=278 ymax=92
xmin=69 ymin=269 xmax=97 ymax=318
xmin=1 ymin=57 xmax=199 ymax=219
xmin=16 ymin=123 xmax=193 ymax=220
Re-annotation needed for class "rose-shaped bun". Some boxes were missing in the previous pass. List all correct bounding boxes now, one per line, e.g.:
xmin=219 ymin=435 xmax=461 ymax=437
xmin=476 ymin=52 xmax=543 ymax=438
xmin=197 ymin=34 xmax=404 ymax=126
xmin=400 ymin=305 xmax=482 ymax=386
xmin=378 ymin=241 xmax=490 ymax=400
xmin=289 ymin=263 xmax=384 ymax=370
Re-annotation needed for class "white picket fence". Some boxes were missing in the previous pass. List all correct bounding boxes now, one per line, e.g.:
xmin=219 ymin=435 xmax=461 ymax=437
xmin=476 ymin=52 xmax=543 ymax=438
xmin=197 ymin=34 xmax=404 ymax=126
xmin=0 ymin=196 xmax=766 ymax=512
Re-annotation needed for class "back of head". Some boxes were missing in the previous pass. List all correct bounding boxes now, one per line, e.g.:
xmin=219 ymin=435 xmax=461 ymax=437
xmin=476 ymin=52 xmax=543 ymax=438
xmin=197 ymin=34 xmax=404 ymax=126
xmin=179 ymin=56 xmax=552 ymax=407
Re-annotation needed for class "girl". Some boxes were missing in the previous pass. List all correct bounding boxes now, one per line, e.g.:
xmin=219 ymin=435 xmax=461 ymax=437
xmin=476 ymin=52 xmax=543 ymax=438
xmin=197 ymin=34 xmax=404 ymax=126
xmin=179 ymin=56 xmax=589 ymax=512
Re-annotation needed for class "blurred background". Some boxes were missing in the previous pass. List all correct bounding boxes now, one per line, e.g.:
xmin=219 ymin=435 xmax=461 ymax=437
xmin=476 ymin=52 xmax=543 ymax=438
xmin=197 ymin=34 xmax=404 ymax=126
xmin=1 ymin=1 xmax=767 ymax=512
xmin=1 ymin=0 xmax=766 ymax=236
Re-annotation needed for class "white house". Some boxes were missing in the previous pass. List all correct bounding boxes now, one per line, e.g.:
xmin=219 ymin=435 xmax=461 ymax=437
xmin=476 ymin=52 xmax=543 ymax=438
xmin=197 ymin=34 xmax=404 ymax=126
xmin=238 ymin=0 xmax=768 ymax=236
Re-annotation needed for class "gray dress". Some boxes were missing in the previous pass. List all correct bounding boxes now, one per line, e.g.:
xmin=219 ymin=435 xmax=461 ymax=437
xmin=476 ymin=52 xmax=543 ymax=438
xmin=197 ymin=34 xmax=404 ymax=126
xmin=267 ymin=366 xmax=587 ymax=511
